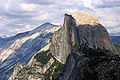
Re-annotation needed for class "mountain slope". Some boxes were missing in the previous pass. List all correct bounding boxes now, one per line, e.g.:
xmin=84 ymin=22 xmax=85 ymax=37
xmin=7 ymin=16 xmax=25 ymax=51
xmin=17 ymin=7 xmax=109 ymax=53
xmin=0 ymin=22 xmax=60 ymax=79
xmin=9 ymin=44 xmax=64 ymax=80
xmin=0 ymin=34 xmax=7 ymax=38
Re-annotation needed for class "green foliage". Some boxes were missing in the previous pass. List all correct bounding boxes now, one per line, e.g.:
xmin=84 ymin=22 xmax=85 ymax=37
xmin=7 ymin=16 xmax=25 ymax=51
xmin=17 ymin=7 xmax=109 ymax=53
xmin=44 ymin=67 xmax=52 ymax=78
xmin=34 ymin=49 xmax=64 ymax=79
xmin=34 ymin=50 xmax=52 ymax=65
xmin=44 ymin=58 xmax=64 ymax=80
xmin=18 ymin=67 xmax=34 ymax=75
xmin=27 ymin=71 xmax=33 ymax=75
xmin=52 ymin=61 xmax=64 ymax=79
xmin=52 ymin=60 xmax=64 ymax=73
xmin=14 ymin=49 xmax=64 ymax=80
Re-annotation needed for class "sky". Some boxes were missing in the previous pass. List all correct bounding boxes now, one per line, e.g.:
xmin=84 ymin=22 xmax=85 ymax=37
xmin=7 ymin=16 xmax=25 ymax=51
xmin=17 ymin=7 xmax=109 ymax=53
xmin=0 ymin=0 xmax=120 ymax=36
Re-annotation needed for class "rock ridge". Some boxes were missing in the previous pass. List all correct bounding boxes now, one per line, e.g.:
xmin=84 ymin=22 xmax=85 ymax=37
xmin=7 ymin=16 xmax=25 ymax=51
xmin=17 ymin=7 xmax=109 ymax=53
xmin=50 ymin=12 xmax=118 ymax=64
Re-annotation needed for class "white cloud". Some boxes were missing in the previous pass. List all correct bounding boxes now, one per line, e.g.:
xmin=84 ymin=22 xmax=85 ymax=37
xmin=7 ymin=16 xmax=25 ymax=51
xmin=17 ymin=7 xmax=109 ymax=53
xmin=84 ymin=0 xmax=93 ymax=9
xmin=32 ymin=13 xmax=50 ymax=20
xmin=15 ymin=24 xmax=24 ymax=26
xmin=20 ymin=3 xmax=36 ymax=11
xmin=65 ymin=8 xmax=78 ymax=13
xmin=0 ymin=0 xmax=120 ymax=36
xmin=108 ymin=26 xmax=120 ymax=33
xmin=9 ymin=24 xmax=34 ymax=34
xmin=25 ymin=24 xmax=32 ymax=30
xmin=101 ymin=21 xmax=119 ymax=27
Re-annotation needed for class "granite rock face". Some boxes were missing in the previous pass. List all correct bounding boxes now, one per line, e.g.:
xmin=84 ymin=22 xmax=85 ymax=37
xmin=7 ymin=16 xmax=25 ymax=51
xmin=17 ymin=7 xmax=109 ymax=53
xmin=9 ymin=57 xmax=55 ymax=80
xmin=58 ymin=45 xmax=120 ymax=80
xmin=50 ymin=11 xmax=118 ymax=64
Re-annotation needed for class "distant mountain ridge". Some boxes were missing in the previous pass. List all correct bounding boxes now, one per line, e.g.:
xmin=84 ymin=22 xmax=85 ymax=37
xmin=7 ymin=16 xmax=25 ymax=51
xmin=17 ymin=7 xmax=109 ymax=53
xmin=0 ymin=22 xmax=60 ymax=79
xmin=110 ymin=36 xmax=120 ymax=42
xmin=0 ymin=34 xmax=7 ymax=38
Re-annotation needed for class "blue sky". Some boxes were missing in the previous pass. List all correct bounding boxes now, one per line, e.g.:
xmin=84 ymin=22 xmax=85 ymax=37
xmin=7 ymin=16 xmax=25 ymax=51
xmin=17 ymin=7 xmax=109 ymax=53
xmin=0 ymin=0 xmax=120 ymax=36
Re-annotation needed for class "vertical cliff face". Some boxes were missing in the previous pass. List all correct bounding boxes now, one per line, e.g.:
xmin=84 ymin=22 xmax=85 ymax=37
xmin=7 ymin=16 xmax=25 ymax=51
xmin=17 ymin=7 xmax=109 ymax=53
xmin=50 ymin=11 xmax=118 ymax=64
xmin=56 ymin=12 xmax=120 ymax=80
xmin=50 ymin=14 xmax=78 ymax=64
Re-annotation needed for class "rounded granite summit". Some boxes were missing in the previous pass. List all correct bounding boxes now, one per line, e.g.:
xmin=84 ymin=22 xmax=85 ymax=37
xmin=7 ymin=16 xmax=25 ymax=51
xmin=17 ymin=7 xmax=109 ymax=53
xmin=68 ymin=11 xmax=100 ymax=26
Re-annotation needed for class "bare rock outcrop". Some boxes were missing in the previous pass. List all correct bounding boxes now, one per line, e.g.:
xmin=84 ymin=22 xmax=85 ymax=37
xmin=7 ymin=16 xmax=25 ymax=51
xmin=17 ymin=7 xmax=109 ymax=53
xmin=9 ymin=57 xmax=55 ymax=80
xmin=50 ymin=11 xmax=118 ymax=64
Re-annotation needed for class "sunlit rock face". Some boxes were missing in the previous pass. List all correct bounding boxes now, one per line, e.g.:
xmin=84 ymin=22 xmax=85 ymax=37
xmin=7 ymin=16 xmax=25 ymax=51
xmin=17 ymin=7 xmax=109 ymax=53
xmin=68 ymin=11 xmax=100 ymax=26
xmin=50 ymin=11 xmax=118 ymax=64
xmin=0 ymin=22 xmax=60 ymax=79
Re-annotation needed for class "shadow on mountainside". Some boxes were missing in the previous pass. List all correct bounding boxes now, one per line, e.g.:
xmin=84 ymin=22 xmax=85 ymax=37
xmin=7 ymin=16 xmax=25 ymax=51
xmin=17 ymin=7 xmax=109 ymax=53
xmin=58 ymin=44 xmax=120 ymax=80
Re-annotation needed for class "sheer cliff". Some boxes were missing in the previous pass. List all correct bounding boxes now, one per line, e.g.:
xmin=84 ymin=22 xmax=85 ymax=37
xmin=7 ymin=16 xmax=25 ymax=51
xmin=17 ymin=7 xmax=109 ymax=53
xmin=53 ymin=12 xmax=120 ymax=80
xmin=50 ymin=11 xmax=118 ymax=64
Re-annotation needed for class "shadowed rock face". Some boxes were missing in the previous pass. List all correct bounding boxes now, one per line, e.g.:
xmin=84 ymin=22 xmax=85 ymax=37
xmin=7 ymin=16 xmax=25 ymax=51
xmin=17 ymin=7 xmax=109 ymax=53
xmin=58 ymin=45 xmax=120 ymax=80
xmin=50 ymin=12 xmax=118 ymax=64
